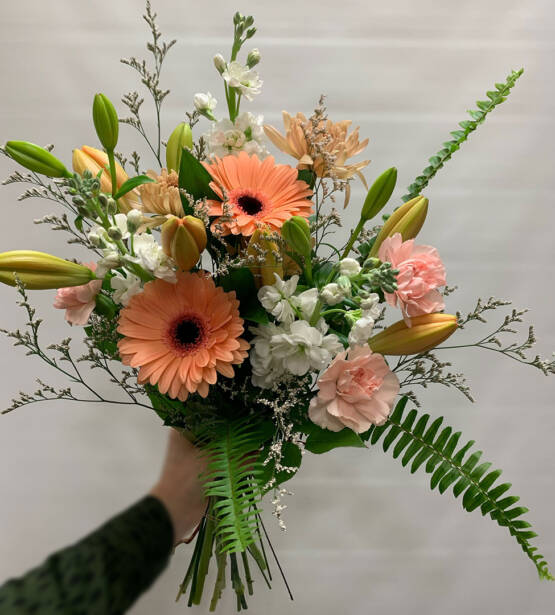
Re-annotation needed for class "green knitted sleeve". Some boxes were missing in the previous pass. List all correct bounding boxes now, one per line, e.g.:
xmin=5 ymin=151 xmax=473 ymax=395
xmin=0 ymin=496 xmax=174 ymax=614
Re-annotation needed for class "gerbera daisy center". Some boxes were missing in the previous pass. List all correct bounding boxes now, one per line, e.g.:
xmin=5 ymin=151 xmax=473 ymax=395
xmin=168 ymin=314 xmax=207 ymax=354
xmin=237 ymin=194 xmax=264 ymax=215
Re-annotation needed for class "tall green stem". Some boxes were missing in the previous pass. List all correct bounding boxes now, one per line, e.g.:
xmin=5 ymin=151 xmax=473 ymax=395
xmin=341 ymin=218 xmax=365 ymax=259
xmin=106 ymin=149 xmax=117 ymax=197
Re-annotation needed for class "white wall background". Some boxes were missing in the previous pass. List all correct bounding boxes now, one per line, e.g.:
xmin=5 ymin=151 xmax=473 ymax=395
xmin=1 ymin=1 xmax=554 ymax=613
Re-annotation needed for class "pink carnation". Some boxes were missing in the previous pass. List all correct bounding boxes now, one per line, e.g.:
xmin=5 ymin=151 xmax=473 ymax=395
xmin=309 ymin=346 xmax=399 ymax=433
xmin=53 ymin=263 xmax=102 ymax=326
xmin=378 ymin=232 xmax=446 ymax=325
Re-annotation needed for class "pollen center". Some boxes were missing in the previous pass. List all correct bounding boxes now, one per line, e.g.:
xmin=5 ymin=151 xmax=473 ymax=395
xmin=169 ymin=314 xmax=206 ymax=354
xmin=237 ymin=194 xmax=264 ymax=215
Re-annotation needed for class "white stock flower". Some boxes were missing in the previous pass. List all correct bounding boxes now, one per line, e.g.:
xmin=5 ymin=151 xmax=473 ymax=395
xmin=249 ymin=322 xmax=287 ymax=388
xmin=222 ymin=61 xmax=263 ymax=100
xmin=271 ymin=320 xmax=343 ymax=376
xmin=249 ymin=319 xmax=343 ymax=387
xmin=339 ymin=257 xmax=361 ymax=277
xmin=360 ymin=292 xmax=382 ymax=320
xmin=348 ymin=315 xmax=375 ymax=347
xmin=320 ymin=282 xmax=346 ymax=306
xmin=95 ymin=250 xmax=121 ymax=278
xmin=193 ymin=92 xmax=217 ymax=113
xmin=110 ymin=272 xmax=142 ymax=306
xmin=113 ymin=213 xmax=130 ymax=240
xmin=258 ymin=274 xmax=298 ymax=324
xmin=292 ymin=287 xmax=319 ymax=321
xmin=205 ymin=112 xmax=268 ymax=158
xmin=129 ymin=234 xmax=176 ymax=282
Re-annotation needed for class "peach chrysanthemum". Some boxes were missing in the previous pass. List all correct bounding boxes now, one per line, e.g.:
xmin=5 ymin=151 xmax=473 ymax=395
xmin=117 ymin=272 xmax=249 ymax=401
xmin=203 ymin=152 xmax=313 ymax=236
xmin=139 ymin=168 xmax=185 ymax=217
xmin=264 ymin=111 xmax=370 ymax=182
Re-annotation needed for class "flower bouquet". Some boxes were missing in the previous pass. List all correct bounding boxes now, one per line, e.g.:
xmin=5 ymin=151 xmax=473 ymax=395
xmin=1 ymin=3 xmax=554 ymax=611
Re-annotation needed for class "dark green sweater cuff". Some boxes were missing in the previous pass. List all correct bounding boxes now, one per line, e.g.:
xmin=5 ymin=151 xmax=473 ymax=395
xmin=0 ymin=496 xmax=174 ymax=614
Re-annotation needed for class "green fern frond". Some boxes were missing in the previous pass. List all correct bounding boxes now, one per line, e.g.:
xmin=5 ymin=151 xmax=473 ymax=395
xmin=366 ymin=397 xmax=553 ymax=580
xmin=201 ymin=419 xmax=264 ymax=554
xmin=403 ymin=68 xmax=524 ymax=202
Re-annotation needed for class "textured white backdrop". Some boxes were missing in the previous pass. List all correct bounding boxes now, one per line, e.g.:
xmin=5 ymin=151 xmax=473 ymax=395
xmin=1 ymin=1 xmax=554 ymax=614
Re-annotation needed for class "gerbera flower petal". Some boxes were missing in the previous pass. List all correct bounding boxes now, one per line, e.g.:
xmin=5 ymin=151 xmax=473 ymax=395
xmin=203 ymin=152 xmax=313 ymax=237
xmin=117 ymin=272 xmax=249 ymax=400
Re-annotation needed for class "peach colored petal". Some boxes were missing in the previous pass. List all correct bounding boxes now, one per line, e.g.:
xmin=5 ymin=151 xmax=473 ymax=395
xmin=117 ymin=272 xmax=248 ymax=401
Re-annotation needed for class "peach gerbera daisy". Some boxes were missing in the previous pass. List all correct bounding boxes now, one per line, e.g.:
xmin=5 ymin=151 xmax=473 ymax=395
xmin=203 ymin=152 xmax=313 ymax=236
xmin=117 ymin=272 xmax=249 ymax=401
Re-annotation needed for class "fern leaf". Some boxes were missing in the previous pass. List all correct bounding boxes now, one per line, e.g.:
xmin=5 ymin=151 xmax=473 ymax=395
xmin=201 ymin=420 xmax=264 ymax=554
xmin=403 ymin=68 xmax=524 ymax=202
xmin=366 ymin=398 xmax=553 ymax=580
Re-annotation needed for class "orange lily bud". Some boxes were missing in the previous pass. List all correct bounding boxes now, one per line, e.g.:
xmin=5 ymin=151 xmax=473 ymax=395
xmin=161 ymin=215 xmax=207 ymax=271
xmin=247 ymin=229 xmax=283 ymax=287
xmin=72 ymin=145 xmax=139 ymax=213
xmin=368 ymin=313 xmax=457 ymax=355
xmin=369 ymin=196 xmax=428 ymax=257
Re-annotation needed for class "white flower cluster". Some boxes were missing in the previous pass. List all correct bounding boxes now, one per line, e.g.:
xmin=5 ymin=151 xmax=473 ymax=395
xmin=88 ymin=210 xmax=175 ymax=287
xmin=347 ymin=293 xmax=381 ymax=347
xmin=205 ymin=112 xmax=268 ymax=158
xmin=222 ymin=61 xmax=263 ymax=101
xmin=250 ymin=275 xmax=343 ymax=388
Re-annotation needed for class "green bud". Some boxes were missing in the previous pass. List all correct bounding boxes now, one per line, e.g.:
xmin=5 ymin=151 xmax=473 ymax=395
xmin=98 ymin=194 xmax=109 ymax=209
xmin=4 ymin=141 xmax=71 ymax=178
xmin=166 ymin=123 xmax=193 ymax=172
xmin=281 ymin=216 xmax=311 ymax=258
xmin=336 ymin=275 xmax=351 ymax=293
xmin=246 ymin=48 xmax=261 ymax=68
xmin=361 ymin=167 xmax=397 ymax=221
xmin=107 ymin=226 xmax=123 ymax=241
xmin=106 ymin=198 xmax=118 ymax=215
xmin=92 ymin=93 xmax=119 ymax=151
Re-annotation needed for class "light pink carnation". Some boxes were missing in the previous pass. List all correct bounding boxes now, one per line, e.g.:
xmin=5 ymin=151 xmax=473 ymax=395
xmin=53 ymin=263 xmax=102 ymax=326
xmin=378 ymin=232 xmax=446 ymax=325
xmin=309 ymin=346 xmax=399 ymax=433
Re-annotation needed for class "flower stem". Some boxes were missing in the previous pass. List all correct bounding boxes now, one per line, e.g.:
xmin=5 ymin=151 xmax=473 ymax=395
xmin=107 ymin=149 xmax=118 ymax=198
xmin=341 ymin=218 xmax=365 ymax=259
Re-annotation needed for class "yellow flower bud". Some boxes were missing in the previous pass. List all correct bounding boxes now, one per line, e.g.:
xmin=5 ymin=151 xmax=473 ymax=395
xmin=246 ymin=229 xmax=283 ymax=287
xmin=0 ymin=250 xmax=95 ymax=289
xmin=369 ymin=196 xmax=429 ymax=257
xmin=161 ymin=215 xmax=207 ymax=271
xmin=368 ymin=313 xmax=457 ymax=356
xmin=72 ymin=146 xmax=139 ymax=213
xmin=166 ymin=122 xmax=193 ymax=172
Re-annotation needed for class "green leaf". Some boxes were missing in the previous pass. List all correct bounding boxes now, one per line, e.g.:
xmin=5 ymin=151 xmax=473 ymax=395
xmin=369 ymin=400 xmax=553 ymax=581
xmin=305 ymin=423 xmax=366 ymax=454
xmin=297 ymin=168 xmax=316 ymax=189
xmin=74 ymin=216 xmax=84 ymax=232
xmin=178 ymin=147 xmax=219 ymax=213
xmin=200 ymin=419 xmax=266 ymax=554
xmin=219 ymin=267 xmax=269 ymax=324
xmin=402 ymin=68 xmax=524 ymax=202
xmin=114 ymin=174 xmax=154 ymax=199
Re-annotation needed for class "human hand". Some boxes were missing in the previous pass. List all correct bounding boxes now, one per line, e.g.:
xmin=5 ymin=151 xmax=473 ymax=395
xmin=149 ymin=428 xmax=207 ymax=544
